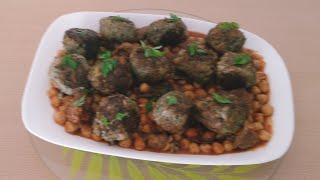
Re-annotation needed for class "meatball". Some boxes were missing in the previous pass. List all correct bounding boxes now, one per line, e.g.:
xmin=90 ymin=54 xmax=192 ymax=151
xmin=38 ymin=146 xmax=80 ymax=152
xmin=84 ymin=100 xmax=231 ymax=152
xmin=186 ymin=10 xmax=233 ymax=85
xmin=173 ymin=43 xmax=218 ymax=84
xmin=100 ymin=16 xmax=137 ymax=46
xmin=152 ymin=91 xmax=193 ymax=133
xmin=130 ymin=46 xmax=172 ymax=83
xmin=194 ymin=90 xmax=252 ymax=137
xmin=206 ymin=22 xmax=246 ymax=53
xmin=92 ymin=94 xmax=139 ymax=142
xmin=49 ymin=54 xmax=90 ymax=95
xmin=88 ymin=58 xmax=133 ymax=95
xmin=63 ymin=28 xmax=100 ymax=60
xmin=217 ymin=52 xmax=256 ymax=89
xmin=144 ymin=15 xmax=187 ymax=46
xmin=234 ymin=129 xmax=260 ymax=149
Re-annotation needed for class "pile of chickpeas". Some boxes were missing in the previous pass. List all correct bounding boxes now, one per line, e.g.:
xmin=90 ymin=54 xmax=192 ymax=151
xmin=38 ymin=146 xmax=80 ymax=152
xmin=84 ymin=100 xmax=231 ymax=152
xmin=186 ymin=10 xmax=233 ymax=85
xmin=48 ymin=35 xmax=273 ymax=155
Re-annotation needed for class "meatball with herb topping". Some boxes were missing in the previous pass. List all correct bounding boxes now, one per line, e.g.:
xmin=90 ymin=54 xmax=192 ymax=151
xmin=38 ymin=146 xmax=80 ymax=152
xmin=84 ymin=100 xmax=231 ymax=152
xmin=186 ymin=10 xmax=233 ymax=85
xmin=49 ymin=54 xmax=90 ymax=95
xmin=100 ymin=16 xmax=137 ymax=47
xmin=130 ymin=41 xmax=173 ymax=83
xmin=217 ymin=52 xmax=256 ymax=90
xmin=88 ymin=51 xmax=133 ymax=95
xmin=92 ymin=94 xmax=139 ymax=142
xmin=144 ymin=14 xmax=187 ymax=46
xmin=206 ymin=22 xmax=246 ymax=53
xmin=152 ymin=91 xmax=193 ymax=133
xmin=173 ymin=42 xmax=218 ymax=84
xmin=63 ymin=28 xmax=100 ymax=60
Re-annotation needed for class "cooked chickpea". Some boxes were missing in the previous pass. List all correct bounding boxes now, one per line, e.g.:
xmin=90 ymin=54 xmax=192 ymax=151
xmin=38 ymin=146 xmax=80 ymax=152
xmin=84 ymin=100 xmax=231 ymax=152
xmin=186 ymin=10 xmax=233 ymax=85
xmin=140 ymin=108 xmax=147 ymax=114
xmin=197 ymin=37 xmax=205 ymax=44
xmin=195 ymin=89 xmax=207 ymax=98
xmin=91 ymin=134 xmax=102 ymax=141
xmin=80 ymin=125 xmax=92 ymax=138
xmin=256 ymin=72 xmax=267 ymax=82
xmin=118 ymin=56 xmax=126 ymax=65
xmin=264 ymin=117 xmax=273 ymax=132
xmin=252 ymin=101 xmax=261 ymax=112
xmin=259 ymin=130 xmax=271 ymax=141
xmin=201 ymin=131 xmax=215 ymax=141
xmin=251 ymin=86 xmax=261 ymax=95
xmin=180 ymin=139 xmax=190 ymax=150
xmin=258 ymin=80 xmax=269 ymax=93
xmin=134 ymin=137 xmax=146 ymax=151
xmin=189 ymin=143 xmax=200 ymax=154
xmin=64 ymin=121 xmax=79 ymax=133
xmin=54 ymin=111 xmax=66 ymax=125
xmin=254 ymin=113 xmax=264 ymax=122
xmin=138 ymin=98 xmax=148 ymax=104
xmin=140 ymin=114 xmax=150 ymax=125
xmin=184 ymin=91 xmax=195 ymax=99
xmin=254 ymin=60 xmax=265 ymax=71
xmin=48 ymin=88 xmax=58 ymax=97
xmin=193 ymin=82 xmax=201 ymax=88
xmin=212 ymin=142 xmax=224 ymax=154
xmin=183 ymin=84 xmax=194 ymax=91
xmin=141 ymin=124 xmax=152 ymax=133
xmin=261 ymin=104 xmax=273 ymax=116
xmin=173 ymin=134 xmax=182 ymax=141
xmin=207 ymin=87 xmax=216 ymax=94
xmin=51 ymin=96 xmax=60 ymax=108
xmin=199 ymin=144 xmax=212 ymax=154
xmin=119 ymin=139 xmax=132 ymax=148
xmin=223 ymin=141 xmax=234 ymax=152
xmin=185 ymin=128 xmax=198 ymax=138
xmin=256 ymin=94 xmax=268 ymax=104
xmin=139 ymin=83 xmax=151 ymax=93
xmin=250 ymin=122 xmax=264 ymax=131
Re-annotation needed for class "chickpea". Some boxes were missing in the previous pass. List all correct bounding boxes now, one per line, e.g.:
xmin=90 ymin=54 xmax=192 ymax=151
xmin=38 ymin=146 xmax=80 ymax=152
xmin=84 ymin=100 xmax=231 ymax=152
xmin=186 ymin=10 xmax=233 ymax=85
xmin=250 ymin=122 xmax=264 ymax=131
xmin=118 ymin=56 xmax=126 ymax=65
xmin=256 ymin=94 xmax=268 ymax=104
xmin=48 ymin=88 xmax=58 ymax=97
xmin=80 ymin=125 xmax=92 ymax=138
xmin=199 ymin=144 xmax=212 ymax=154
xmin=173 ymin=134 xmax=182 ymax=141
xmin=251 ymin=86 xmax=261 ymax=95
xmin=201 ymin=131 xmax=215 ymax=141
xmin=91 ymin=134 xmax=103 ymax=141
xmin=197 ymin=37 xmax=205 ymax=44
xmin=139 ymin=83 xmax=151 ymax=93
xmin=140 ymin=114 xmax=150 ymax=124
xmin=141 ymin=124 xmax=152 ymax=133
xmin=183 ymin=84 xmax=194 ymax=91
xmin=261 ymin=104 xmax=273 ymax=116
xmin=212 ymin=142 xmax=224 ymax=154
xmin=252 ymin=101 xmax=261 ymax=112
xmin=64 ymin=121 xmax=79 ymax=133
xmin=193 ymin=82 xmax=201 ymax=88
xmin=259 ymin=130 xmax=271 ymax=141
xmin=184 ymin=91 xmax=195 ymax=99
xmin=134 ymin=137 xmax=146 ymax=151
xmin=54 ymin=111 xmax=66 ymax=125
xmin=189 ymin=143 xmax=200 ymax=154
xmin=223 ymin=141 xmax=234 ymax=152
xmin=195 ymin=89 xmax=207 ymax=98
xmin=254 ymin=113 xmax=264 ymax=122
xmin=254 ymin=60 xmax=265 ymax=71
xmin=258 ymin=80 xmax=269 ymax=93
xmin=140 ymin=108 xmax=147 ymax=114
xmin=256 ymin=72 xmax=267 ymax=82
xmin=138 ymin=98 xmax=148 ymax=104
xmin=208 ymin=87 xmax=216 ymax=94
xmin=180 ymin=139 xmax=190 ymax=150
xmin=264 ymin=117 xmax=273 ymax=132
xmin=51 ymin=96 xmax=60 ymax=108
xmin=185 ymin=128 xmax=198 ymax=138
xmin=119 ymin=139 xmax=132 ymax=148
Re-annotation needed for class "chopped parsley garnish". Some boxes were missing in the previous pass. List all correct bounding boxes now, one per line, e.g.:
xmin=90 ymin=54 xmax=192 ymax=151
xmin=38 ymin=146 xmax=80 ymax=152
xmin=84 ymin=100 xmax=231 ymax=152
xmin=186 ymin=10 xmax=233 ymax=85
xmin=166 ymin=95 xmax=178 ymax=105
xmin=217 ymin=22 xmax=239 ymax=31
xmin=72 ymin=95 xmax=86 ymax=107
xmin=115 ymin=112 xmax=128 ymax=121
xmin=111 ymin=15 xmax=129 ymax=22
xmin=140 ymin=41 xmax=165 ymax=58
xmin=62 ymin=55 xmax=79 ymax=70
xmin=168 ymin=13 xmax=181 ymax=22
xmin=101 ymin=116 xmax=110 ymax=126
xmin=145 ymin=101 xmax=153 ymax=112
xmin=187 ymin=42 xmax=208 ymax=56
xmin=233 ymin=54 xmax=251 ymax=65
xmin=212 ymin=93 xmax=232 ymax=104
xmin=99 ymin=51 xmax=118 ymax=77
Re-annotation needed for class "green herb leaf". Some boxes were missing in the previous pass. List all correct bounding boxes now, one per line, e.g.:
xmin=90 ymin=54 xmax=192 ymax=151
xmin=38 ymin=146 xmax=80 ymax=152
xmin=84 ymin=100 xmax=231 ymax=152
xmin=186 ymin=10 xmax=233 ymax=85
xmin=72 ymin=95 xmax=86 ymax=107
xmin=140 ymin=41 xmax=165 ymax=58
xmin=145 ymin=101 xmax=153 ymax=112
xmin=99 ymin=51 xmax=118 ymax=77
xmin=187 ymin=42 xmax=207 ymax=56
xmin=101 ymin=116 xmax=110 ymax=126
xmin=233 ymin=54 xmax=251 ymax=65
xmin=168 ymin=13 xmax=181 ymax=22
xmin=115 ymin=112 xmax=128 ymax=121
xmin=166 ymin=96 xmax=178 ymax=105
xmin=111 ymin=15 xmax=128 ymax=22
xmin=62 ymin=55 xmax=79 ymax=70
xmin=213 ymin=93 xmax=232 ymax=104
xmin=217 ymin=22 xmax=239 ymax=31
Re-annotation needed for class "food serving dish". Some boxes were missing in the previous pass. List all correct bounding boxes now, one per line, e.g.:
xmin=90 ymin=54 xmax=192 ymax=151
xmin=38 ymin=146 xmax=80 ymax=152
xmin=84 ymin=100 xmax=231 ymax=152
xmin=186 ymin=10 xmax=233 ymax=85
xmin=22 ymin=11 xmax=294 ymax=165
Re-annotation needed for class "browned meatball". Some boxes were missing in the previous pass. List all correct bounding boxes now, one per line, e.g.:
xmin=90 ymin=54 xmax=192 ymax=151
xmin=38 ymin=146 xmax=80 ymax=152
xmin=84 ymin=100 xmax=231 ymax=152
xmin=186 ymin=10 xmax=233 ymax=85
xmin=152 ymin=91 xmax=193 ymax=133
xmin=234 ymin=129 xmax=260 ymax=149
xmin=206 ymin=22 xmax=246 ymax=53
xmin=92 ymin=94 xmax=139 ymax=142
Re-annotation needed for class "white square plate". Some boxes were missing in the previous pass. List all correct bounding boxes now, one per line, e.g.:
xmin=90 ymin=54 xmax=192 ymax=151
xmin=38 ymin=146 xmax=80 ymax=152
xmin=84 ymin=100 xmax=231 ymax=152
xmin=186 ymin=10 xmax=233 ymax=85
xmin=22 ymin=12 xmax=294 ymax=165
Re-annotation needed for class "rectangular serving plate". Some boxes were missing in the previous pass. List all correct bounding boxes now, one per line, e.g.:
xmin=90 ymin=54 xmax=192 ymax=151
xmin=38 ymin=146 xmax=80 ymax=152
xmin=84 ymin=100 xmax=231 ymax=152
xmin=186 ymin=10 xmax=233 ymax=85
xmin=21 ymin=11 xmax=294 ymax=165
